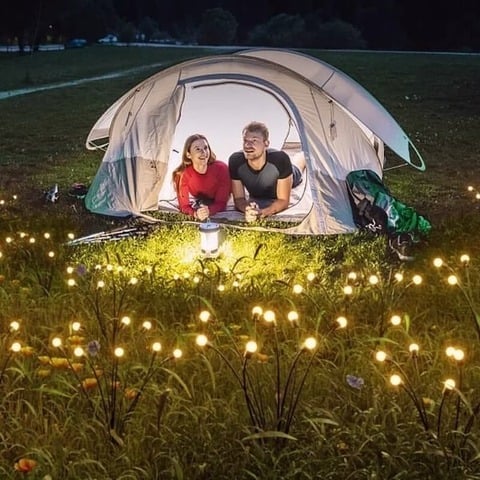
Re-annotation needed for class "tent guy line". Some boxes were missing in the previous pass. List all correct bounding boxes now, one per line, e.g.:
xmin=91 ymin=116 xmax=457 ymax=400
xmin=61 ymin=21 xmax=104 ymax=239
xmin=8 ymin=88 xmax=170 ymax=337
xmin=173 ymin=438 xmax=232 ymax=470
xmin=0 ymin=62 xmax=165 ymax=101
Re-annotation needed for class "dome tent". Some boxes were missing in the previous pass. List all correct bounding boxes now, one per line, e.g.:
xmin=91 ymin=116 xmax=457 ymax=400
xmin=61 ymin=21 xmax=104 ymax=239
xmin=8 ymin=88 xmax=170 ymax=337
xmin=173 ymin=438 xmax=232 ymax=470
xmin=85 ymin=48 xmax=425 ymax=235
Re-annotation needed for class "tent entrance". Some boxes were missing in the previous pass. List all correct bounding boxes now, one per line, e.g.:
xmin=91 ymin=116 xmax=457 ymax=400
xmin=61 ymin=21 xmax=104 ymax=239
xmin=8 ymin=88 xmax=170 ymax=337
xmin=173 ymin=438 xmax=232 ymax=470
xmin=157 ymin=80 xmax=312 ymax=221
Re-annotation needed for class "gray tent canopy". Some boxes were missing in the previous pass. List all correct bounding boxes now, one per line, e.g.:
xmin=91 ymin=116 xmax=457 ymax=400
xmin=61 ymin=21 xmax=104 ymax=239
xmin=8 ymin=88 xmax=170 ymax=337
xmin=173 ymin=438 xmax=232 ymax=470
xmin=85 ymin=48 xmax=425 ymax=235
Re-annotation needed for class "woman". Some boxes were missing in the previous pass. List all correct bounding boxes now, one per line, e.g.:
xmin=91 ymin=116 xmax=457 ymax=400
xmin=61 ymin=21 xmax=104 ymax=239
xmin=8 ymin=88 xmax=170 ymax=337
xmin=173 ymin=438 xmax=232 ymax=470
xmin=172 ymin=134 xmax=230 ymax=221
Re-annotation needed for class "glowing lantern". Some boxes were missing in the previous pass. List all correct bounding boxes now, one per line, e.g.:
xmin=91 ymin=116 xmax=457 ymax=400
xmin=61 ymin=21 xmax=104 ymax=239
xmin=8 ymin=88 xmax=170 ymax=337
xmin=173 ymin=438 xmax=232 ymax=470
xmin=199 ymin=222 xmax=220 ymax=258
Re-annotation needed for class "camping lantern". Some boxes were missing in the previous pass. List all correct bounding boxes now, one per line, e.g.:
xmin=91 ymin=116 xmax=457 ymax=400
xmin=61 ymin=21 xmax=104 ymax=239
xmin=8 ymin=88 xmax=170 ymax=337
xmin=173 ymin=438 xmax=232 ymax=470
xmin=199 ymin=222 xmax=220 ymax=258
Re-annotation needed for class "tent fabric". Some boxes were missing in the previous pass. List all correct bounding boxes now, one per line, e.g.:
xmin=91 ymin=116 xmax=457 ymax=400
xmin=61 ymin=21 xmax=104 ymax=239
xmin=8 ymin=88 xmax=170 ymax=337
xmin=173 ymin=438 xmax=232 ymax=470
xmin=85 ymin=48 xmax=425 ymax=235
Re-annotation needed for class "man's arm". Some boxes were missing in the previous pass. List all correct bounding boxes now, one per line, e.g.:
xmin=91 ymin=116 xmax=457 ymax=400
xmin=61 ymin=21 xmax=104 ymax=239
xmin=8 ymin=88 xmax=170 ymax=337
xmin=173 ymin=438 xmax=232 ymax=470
xmin=231 ymin=179 xmax=249 ymax=212
xmin=259 ymin=175 xmax=293 ymax=217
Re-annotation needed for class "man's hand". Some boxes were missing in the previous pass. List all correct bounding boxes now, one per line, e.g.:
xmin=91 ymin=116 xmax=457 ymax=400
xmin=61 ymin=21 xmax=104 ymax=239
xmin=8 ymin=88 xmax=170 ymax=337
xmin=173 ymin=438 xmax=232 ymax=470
xmin=245 ymin=202 xmax=259 ymax=223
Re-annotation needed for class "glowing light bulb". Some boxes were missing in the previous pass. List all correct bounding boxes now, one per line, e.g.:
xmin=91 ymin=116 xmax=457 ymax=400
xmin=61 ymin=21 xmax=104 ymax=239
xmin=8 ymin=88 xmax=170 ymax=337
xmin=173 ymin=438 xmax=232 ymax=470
xmin=67 ymin=233 xmax=75 ymax=240
xmin=453 ymin=349 xmax=465 ymax=362
xmin=199 ymin=310 xmax=211 ymax=323
xmin=129 ymin=277 xmax=138 ymax=285
xmin=433 ymin=258 xmax=443 ymax=268
xmin=369 ymin=275 xmax=379 ymax=285
xmin=394 ymin=272 xmax=404 ymax=282
xmin=48 ymin=251 xmax=55 ymax=258
xmin=409 ymin=343 xmax=419 ymax=354
xmin=390 ymin=315 xmax=401 ymax=326
xmin=52 ymin=337 xmax=62 ymax=348
xmin=67 ymin=278 xmax=76 ymax=287
xmin=106 ymin=264 xmax=113 ymax=271
xmin=142 ymin=320 xmax=152 ymax=330
xmin=307 ymin=272 xmax=316 ymax=282
xmin=97 ymin=280 xmax=105 ymax=288
xmin=447 ymin=275 xmax=458 ymax=285
xmin=264 ymin=310 xmax=276 ymax=324
xmin=287 ymin=311 xmax=299 ymax=323
xmin=71 ymin=322 xmax=81 ymax=332
xmin=336 ymin=316 xmax=347 ymax=328
xmin=74 ymin=346 xmax=85 ymax=357
xmin=10 ymin=321 xmax=20 ymax=332
xmin=343 ymin=285 xmax=353 ymax=295
xmin=245 ymin=340 xmax=258 ymax=354
xmin=293 ymin=284 xmax=304 ymax=294
xmin=252 ymin=306 xmax=263 ymax=317
xmin=173 ymin=348 xmax=183 ymax=359
xmin=444 ymin=379 xmax=456 ymax=390
xmin=114 ymin=347 xmax=125 ymax=357
xmin=303 ymin=337 xmax=317 ymax=350
xmin=196 ymin=335 xmax=208 ymax=347
xmin=375 ymin=351 xmax=387 ymax=362
xmin=217 ymin=284 xmax=225 ymax=292
xmin=445 ymin=346 xmax=456 ymax=357
xmin=467 ymin=185 xmax=474 ymax=191
xmin=29 ymin=237 xmax=36 ymax=244
xmin=193 ymin=276 xmax=200 ymax=284
xmin=10 ymin=342 xmax=22 ymax=352
xmin=347 ymin=272 xmax=357 ymax=281
xmin=460 ymin=254 xmax=470 ymax=264
xmin=120 ymin=316 xmax=131 ymax=326
xmin=390 ymin=374 xmax=402 ymax=386
xmin=152 ymin=342 xmax=161 ymax=352
xmin=412 ymin=275 xmax=422 ymax=285
xmin=44 ymin=232 xmax=51 ymax=239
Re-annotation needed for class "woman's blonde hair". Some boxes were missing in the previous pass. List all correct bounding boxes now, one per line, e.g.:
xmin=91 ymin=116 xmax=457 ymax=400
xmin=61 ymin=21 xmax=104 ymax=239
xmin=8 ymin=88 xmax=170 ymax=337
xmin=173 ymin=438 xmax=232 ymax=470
xmin=172 ymin=134 xmax=217 ymax=190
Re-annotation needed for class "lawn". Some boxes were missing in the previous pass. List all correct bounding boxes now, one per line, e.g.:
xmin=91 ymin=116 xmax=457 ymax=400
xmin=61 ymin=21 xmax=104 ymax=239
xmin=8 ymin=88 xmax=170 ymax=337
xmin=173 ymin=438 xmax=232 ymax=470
xmin=1 ymin=45 xmax=480 ymax=479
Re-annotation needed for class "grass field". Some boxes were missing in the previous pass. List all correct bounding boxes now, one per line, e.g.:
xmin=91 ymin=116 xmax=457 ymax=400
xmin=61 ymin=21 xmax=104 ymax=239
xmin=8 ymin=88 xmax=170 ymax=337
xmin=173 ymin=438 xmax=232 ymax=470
xmin=1 ymin=45 xmax=480 ymax=479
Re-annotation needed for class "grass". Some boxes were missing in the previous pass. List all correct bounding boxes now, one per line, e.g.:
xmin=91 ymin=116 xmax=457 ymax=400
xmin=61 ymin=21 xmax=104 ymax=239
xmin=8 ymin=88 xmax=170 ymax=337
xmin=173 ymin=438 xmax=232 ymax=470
xmin=1 ymin=45 xmax=480 ymax=479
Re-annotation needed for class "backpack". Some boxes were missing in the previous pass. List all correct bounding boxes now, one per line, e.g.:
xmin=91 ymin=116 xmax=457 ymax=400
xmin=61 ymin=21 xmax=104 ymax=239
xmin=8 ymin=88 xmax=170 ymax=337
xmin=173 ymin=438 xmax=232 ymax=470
xmin=346 ymin=169 xmax=432 ymax=240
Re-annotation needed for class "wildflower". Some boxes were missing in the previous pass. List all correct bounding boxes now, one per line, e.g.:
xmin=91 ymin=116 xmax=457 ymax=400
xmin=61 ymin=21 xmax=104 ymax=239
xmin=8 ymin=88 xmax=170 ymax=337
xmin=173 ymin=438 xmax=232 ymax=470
xmin=76 ymin=264 xmax=87 ymax=276
xmin=49 ymin=357 xmax=69 ymax=369
xmin=124 ymin=387 xmax=139 ymax=400
xmin=67 ymin=335 xmax=85 ymax=345
xmin=255 ymin=352 xmax=269 ymax=363
xmin=346 ymin=374 xmax=364 ymax=390
xmin=81 ymin=378 xmax=98 ymax=390
xmin=70 ymin=362 xmax=84 ymax=373
xmin=37 ymin=356 xmax=50 ymax=365
xmin=14 ymin=457 xmax=37 ymax=473
xmin=87 ymin=340 xmax=100 ymax=357
xmin=20 ymin=346 xmax=35 ymax=357
xmin=36 ymin=368 xmax=51 ymax=378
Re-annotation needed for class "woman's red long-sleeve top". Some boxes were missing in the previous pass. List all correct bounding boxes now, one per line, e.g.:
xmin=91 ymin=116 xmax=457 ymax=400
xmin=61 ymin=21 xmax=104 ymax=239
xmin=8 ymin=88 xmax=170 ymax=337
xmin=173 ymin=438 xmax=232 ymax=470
xmin=177 ymin=161 xmax=231 ymax=217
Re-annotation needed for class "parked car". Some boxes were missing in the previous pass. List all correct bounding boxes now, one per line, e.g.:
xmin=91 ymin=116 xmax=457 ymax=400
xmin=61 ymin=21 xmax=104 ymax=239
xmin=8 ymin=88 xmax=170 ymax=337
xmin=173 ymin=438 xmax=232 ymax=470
xmin=98 ymin=34 xmax=118 ymax=44
xmin=65 ymin=38 xmax=87 ymax=49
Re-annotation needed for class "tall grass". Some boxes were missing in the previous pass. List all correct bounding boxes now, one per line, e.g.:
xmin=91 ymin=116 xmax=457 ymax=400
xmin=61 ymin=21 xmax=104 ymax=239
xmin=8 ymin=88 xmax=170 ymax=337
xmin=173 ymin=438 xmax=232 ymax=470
xmin=1 ymin=46 xmax=480 ymax=478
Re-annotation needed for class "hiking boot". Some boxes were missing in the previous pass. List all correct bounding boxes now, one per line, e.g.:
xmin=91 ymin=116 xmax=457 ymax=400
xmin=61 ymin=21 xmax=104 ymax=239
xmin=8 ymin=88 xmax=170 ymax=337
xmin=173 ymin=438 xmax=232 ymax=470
xmin=388 ymin=233 xmax=415 ymax=262
xmin=68 ymin=183 xmax=89 ymax=199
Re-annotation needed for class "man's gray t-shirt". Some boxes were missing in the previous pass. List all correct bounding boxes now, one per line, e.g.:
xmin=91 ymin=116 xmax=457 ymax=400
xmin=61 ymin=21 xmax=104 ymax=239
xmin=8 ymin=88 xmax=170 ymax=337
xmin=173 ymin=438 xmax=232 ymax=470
xmin=228 ymin=149 xmax=292 ymax=207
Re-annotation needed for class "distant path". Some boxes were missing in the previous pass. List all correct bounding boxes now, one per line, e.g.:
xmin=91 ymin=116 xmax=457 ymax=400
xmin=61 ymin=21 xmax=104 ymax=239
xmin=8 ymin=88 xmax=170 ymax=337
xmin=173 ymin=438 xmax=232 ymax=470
xmin=0 ymin=62 xmax=165 ymax=100
xmin=1 ymin=45 xmax=478 ymax=101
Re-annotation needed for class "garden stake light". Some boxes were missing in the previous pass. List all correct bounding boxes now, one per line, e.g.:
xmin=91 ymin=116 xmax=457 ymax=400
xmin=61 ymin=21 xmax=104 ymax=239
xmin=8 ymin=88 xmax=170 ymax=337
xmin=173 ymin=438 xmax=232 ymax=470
xmin=436 ymin=256 xmax=480 ymax=339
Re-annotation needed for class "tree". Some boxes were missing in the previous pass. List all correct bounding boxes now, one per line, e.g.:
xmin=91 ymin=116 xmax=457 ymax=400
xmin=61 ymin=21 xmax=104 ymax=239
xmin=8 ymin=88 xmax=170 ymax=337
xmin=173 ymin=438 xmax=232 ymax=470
xmin=309 ymin=19 xmax=366 ymax=49
xmin=247 ymin=14 xmax=306 ymax=48
xmin=197 ymin=8 xmax=238 ymax=46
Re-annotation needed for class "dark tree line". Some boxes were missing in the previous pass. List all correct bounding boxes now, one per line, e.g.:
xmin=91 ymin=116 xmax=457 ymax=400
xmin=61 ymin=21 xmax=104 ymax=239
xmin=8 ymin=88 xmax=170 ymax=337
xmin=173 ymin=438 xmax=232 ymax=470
xmin=1 ymin=0 xmax=479 ymax=52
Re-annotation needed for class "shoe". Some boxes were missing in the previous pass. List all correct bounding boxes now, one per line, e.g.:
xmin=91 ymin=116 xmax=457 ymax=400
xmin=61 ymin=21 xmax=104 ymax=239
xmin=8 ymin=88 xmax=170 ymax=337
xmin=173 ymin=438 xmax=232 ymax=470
xmin=389 ymin=233 xmax=415 ymax=262
xmin=68 ymin=183 xmax=89 ymax=199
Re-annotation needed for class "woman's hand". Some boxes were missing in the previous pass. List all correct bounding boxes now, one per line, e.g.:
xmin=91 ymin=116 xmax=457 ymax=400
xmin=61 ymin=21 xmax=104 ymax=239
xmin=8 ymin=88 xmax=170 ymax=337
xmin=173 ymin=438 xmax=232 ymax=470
xmin=195 ymin=206 xmax=210 ymax=221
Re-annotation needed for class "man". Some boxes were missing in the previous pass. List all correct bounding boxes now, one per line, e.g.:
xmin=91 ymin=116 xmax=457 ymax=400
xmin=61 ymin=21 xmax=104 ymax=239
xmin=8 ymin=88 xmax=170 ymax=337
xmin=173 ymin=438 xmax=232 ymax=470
xmin=228 ymin=121 xmax=304 ymax=222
